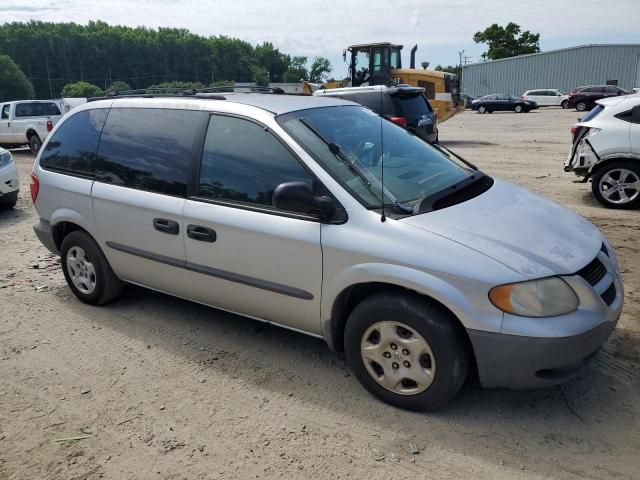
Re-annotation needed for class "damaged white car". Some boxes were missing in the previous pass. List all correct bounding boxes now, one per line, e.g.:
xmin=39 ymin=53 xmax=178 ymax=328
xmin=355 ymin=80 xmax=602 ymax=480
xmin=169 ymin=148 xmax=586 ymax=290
xmin=565 ymin=95 xmax=640 ymax=209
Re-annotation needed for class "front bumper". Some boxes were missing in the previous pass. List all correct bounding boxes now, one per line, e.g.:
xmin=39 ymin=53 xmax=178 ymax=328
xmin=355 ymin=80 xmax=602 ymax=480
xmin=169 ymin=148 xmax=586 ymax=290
xmin=0 ymin=162 xmax=20 ymax=195
xmin=468 ymin=321 xmax=616 ymax=389
xmin=470 ymin=246 xmax=622 ymax=389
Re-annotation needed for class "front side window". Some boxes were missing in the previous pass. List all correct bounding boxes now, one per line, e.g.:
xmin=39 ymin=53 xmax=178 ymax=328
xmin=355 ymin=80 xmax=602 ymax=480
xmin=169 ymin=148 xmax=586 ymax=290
xmin=1 ymin=105 xmax=9 ymax=119
xmin=197 ymin=115 xmax=313 ymax=208
xmin=40 ymin=109 xmax=108 ymax=176
xmin=96 ymin=108 xmax=205 ymax=197
xmin=278 ymin=106 xmax=474 ymax=210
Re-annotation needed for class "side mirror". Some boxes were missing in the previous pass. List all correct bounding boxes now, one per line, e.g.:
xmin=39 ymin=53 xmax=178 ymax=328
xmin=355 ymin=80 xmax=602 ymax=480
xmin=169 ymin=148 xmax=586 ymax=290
xmin=273 ymin=181 xmax=336 ymax=220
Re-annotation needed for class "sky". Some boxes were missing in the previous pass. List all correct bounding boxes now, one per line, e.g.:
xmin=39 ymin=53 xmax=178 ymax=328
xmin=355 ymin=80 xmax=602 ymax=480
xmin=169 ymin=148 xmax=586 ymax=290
xmin=1 ymin=0 xmax=639 ymax=79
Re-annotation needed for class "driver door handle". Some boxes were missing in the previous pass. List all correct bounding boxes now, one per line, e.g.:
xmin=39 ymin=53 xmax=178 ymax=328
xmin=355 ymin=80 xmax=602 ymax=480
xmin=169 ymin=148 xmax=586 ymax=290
xmin=187 ymin=225 xmax=217 ymax=243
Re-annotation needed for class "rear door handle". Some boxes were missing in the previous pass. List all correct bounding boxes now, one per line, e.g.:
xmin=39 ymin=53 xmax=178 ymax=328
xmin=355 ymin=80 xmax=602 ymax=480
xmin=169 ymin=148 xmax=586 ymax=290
xmin=153 ymin=218 xmax=180 ymax=235
xmin=187 ymin=225 xmax=217 ymax=243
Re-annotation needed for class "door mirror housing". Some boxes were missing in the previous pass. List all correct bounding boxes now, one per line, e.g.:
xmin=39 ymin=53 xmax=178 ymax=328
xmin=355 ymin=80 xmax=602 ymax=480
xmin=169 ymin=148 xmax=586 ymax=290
xmin=273 ymin=181 xmax=336 ymax=220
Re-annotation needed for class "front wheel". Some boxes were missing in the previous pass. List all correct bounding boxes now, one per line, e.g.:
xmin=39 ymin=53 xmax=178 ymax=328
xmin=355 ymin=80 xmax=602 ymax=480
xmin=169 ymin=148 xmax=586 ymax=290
xmin=28 ymin=135 xmax=42 ymax=156
xmin=478 ymin=105 xmax=486 ymax=114
xmin=514 ymin=105 xmax=523 ymax=113
xmin=561 ymin=100 xmax=569 ymax=109
xmin=344 ymin=293 xmax=469 ymax=411
xmin=592 ymin=161 xmax=640 ymax=209
xmin=575 ymin=101 xmax=587 ymax=112
xmin=61 ymin=230 xmax=123 ymax=305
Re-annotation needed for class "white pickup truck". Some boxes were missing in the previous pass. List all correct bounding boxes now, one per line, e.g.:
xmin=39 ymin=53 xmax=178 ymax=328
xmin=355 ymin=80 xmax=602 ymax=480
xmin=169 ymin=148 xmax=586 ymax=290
xmin=0 ymin=100 xmax=63 ymax=155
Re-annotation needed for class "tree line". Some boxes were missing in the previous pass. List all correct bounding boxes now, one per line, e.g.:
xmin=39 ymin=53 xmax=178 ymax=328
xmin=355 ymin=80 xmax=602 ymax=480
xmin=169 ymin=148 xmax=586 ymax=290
xmin=0 ymin=21 xmax=332 ymax=100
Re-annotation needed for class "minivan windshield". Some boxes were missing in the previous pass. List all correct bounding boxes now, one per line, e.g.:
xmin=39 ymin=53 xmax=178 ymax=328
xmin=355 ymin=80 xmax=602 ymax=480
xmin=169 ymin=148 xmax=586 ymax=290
xmin=277 ymin=106 xmax=474 ymax=210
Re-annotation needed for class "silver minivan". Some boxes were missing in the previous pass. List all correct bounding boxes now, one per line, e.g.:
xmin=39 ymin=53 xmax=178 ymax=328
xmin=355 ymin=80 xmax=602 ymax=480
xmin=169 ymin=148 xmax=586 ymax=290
xmin=31 ymin=91 xmax=623 ymax=410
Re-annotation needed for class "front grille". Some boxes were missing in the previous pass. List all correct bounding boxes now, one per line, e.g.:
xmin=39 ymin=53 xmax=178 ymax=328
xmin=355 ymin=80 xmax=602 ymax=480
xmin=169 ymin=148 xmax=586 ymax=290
xmin=601 ymin=283 xmax=616 ymax=306
xmin=576 ymin=257 xmax=607 ymax=286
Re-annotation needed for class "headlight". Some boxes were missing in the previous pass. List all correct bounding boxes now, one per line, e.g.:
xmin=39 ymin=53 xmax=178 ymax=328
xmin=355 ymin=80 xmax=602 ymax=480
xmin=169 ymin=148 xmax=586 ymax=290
xmin=0 ymin=150 xmax=13 ymax=169
xmin=489 ymin=277 xmax=579 ymax=317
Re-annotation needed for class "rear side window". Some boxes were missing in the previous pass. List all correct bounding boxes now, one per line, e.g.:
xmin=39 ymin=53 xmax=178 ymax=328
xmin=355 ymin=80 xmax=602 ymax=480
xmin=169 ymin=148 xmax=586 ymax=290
xmin=15 ymin=102 xmax=61 ymax=117
xmin=197 ymin=115 xmax=312 ymax=208
xmin=581 ymin=104 xmax=604 ymax=122
xmin=396 ymin=94 xmax=431 ymax=117
xmin=40 ymin=109 xmax=108 ymax=177
xmin=354 ymin=93 xmax=394 ymax=115
xmin=96 ymin=108 xmax=204 ymax=197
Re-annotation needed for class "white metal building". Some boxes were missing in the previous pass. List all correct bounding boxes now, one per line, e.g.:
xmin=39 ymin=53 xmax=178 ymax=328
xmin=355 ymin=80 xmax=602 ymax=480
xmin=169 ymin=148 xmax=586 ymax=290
xmin=462 ymin=44 xmax=640 ymax=97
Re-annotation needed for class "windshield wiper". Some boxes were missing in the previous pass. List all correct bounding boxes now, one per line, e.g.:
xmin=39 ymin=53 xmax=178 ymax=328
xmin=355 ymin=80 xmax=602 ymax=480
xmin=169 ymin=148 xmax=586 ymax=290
xmin=430 ymin=141 xmax=478 ymax=170
xmin=299 ymin=118 xmax=371 ymax=187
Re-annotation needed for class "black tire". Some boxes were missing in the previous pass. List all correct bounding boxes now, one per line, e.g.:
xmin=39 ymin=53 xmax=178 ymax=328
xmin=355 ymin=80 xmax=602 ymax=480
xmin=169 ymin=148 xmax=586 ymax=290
xmin=28 ymin=135 xmax=42 ymax=156
xmin=591 ymin=161 xmax=640 ymax=209
xmin=0 ymin=191 xmax=18 ymax=210
xmin=561 ymin=100 xmax=569 ymax=109
xmin=477 ymin=105 xmax=486 ymax=114
xmin=60 ymin=230 xmax=123 ymax=305
xmin=514 ymin=105 xmax=523 ymax=113
xmin=575 ymin=101 xmax=587 ymax=112
xmin=344 ymin=292 xmax=469 ymax=411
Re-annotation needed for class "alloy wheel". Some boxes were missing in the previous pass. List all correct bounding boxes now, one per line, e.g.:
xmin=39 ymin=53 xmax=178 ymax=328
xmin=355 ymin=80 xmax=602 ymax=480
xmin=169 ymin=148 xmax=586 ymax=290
xmin=599 ymin=168 xmax=640 ymax=205
xmin=66 ymin=246 xmax=97 ymax=294
xmin=360 ymin=321 xmax=436 ymax=395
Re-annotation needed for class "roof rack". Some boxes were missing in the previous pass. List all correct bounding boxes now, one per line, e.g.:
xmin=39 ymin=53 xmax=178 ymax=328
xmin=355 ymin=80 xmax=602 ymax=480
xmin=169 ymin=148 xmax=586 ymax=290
xmin=88 ymin=85 xmax=291 ymax=102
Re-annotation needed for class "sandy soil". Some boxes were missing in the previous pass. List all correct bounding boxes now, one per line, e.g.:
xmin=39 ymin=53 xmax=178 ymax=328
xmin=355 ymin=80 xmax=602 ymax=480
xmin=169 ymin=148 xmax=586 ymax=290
xmin=1 ymin=108 xmax=639 ymax=479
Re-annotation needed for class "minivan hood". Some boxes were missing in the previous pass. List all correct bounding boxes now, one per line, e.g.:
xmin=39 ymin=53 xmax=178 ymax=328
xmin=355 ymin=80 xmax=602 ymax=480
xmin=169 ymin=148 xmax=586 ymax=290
xmin=400 ymin=179 xmax=601 ymax=279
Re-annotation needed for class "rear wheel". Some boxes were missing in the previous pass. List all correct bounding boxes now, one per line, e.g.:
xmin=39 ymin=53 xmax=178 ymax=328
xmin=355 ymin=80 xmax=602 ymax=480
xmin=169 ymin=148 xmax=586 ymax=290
xmin=61 ymin=230 xmax=123 ymax=305
xmin=592 ymin=161 xmax=640 ymax=209
xmin=478 ymin=105 xmax=486 ymax=114
xmin=28 ymin=134 xmax=42 ymax=156
xmin=575 ymin=101 xmax=587 ymax=112
xmin=344 ymin=292 xmax=469 ymax=411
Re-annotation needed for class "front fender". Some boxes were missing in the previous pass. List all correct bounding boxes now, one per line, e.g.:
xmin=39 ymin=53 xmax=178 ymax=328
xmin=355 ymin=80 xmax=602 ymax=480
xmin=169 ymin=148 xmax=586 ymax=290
xmin=320 ymin=262 xmax=499 ymax=349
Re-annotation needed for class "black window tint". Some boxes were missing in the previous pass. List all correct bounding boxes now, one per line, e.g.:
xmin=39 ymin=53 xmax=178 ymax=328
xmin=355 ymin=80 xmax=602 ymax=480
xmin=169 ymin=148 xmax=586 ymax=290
xmin=396 ymin=94 xmax=430 ymax=116
xmin=198 ymin=115 xmax=312 ymax=207
xmin=97 ymin=108 xmax=203 ymax=197
xmin=1 ymin=105 xmax=9 ymax=119
xmin=43 ymin=103 xmax=61 ymax=115
xmin=40 ymin=109 xmax=108 ymax=176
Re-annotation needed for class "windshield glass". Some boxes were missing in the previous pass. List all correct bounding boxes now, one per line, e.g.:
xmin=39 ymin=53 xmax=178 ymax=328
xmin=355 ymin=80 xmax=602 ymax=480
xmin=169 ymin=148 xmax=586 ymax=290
xmin=277 ymin=106 xmax=473 ymax=208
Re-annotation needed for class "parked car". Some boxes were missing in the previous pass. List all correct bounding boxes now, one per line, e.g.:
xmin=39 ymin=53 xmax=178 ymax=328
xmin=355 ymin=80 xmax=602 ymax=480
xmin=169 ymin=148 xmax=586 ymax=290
xmin=314 ymin=85 xmax=438 ymax=142
xmin=32 ymin=91 xmax=622 ymax=411
xmin=522 ymin=89 xmax=569 ymax=108
xmin=471 ymin=94 xmax=538 ymax=113
xmin=566 ymin=85 xmax=631 ymax=112
xmin=0 ymin=147 xmax=19 ymax=209
xmin=565 ymin=95 xmax=640 ymax=208
xmin=0 ymin=100 xmax=63 ymax=155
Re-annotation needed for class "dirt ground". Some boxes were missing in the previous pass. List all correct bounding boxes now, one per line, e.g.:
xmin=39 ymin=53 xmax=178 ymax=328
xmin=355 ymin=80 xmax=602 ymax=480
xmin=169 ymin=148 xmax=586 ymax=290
xmin=1 ymin=107 xmax=639 ymax=480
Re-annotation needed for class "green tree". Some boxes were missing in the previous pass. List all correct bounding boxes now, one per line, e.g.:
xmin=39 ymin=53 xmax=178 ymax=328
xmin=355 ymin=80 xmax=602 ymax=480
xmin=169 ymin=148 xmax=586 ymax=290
xmin=251 ymin=65 xmax=269 ymax=86
xmin=473 ymin=22 xmax=540 ymax=60
xmin=435 ymin=65 xmax=462 ymax=76
xmin=60 ymin=81 xmax=103 ymax=98
xmin=104 ymin=81 xmax=131 ymax=93
xmin=308 ymin=57 xmax=332 ymax=83
xmin=283 ymin=56 xmax=308 ymax=82
xmin=0 ymin=54 xmax=34 ymax=102
xmin=253 ymin=42 xmax=289 ymax=82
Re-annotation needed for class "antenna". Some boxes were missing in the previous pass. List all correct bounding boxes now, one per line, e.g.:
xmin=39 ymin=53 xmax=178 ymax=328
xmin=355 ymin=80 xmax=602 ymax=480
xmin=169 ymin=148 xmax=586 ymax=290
xmin=380 ymin=84 xmax=386 ymax=222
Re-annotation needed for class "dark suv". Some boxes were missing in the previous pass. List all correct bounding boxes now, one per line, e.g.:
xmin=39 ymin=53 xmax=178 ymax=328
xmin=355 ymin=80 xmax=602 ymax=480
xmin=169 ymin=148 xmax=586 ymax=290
xmin=314 ymin=85 xmax=438 ymax=142
xmin=567 ymin=85 xmax=631 ymax=111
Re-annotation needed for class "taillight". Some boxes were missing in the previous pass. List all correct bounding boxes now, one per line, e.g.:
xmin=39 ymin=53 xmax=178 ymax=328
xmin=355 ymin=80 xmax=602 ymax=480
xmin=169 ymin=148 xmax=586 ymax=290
xmin=30 ymin=172 xmax=39 ymax=203
xmin=46 ymin=120 xmax=53 ymax=132
xmin=389 ymin=116 xmax=407 ymax=127
xmin=570 ymin=125 xmax=577 ymax=135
